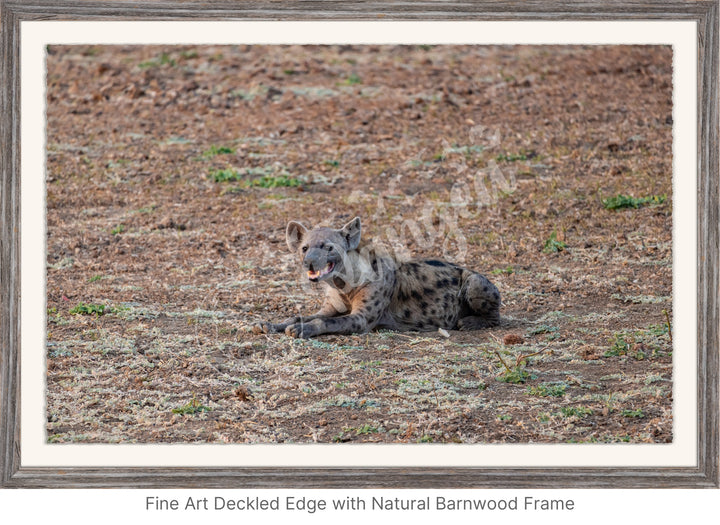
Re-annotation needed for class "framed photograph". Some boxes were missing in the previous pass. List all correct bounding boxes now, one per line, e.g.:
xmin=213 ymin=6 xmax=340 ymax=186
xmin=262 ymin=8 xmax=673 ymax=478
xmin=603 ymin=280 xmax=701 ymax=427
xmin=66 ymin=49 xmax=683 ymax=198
xmin=1 ymin=1 xmax=717 ymax=488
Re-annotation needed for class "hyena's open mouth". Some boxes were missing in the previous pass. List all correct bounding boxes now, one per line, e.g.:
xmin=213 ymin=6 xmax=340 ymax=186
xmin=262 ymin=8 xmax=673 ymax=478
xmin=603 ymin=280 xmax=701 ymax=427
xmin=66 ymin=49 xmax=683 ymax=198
xmin=307 ymin=262 xmax=335 ymax=281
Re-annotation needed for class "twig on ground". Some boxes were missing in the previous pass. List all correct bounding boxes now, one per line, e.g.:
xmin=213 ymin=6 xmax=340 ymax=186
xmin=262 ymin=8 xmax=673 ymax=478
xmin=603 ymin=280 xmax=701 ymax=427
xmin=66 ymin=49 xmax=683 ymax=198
xmin=663 ymin=309 xmax=673 ymax=346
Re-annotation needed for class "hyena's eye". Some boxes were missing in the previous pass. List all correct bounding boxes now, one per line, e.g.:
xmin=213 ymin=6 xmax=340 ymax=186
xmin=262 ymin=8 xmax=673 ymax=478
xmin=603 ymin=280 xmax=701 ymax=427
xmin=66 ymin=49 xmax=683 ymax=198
xmin=302 ymin=246 xmax=308 ymax=253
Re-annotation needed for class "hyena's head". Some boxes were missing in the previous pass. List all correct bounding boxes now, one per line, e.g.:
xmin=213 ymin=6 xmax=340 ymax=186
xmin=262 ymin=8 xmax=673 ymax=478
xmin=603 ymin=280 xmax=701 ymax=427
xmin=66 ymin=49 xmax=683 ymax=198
xmin=286 ymin=217 xmax=361 ymax=283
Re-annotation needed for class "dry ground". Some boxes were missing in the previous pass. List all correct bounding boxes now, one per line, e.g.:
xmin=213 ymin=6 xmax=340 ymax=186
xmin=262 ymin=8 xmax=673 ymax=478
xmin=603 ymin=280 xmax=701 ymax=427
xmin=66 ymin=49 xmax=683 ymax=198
xmin=46 ymin=44 xmax=673 ymax=444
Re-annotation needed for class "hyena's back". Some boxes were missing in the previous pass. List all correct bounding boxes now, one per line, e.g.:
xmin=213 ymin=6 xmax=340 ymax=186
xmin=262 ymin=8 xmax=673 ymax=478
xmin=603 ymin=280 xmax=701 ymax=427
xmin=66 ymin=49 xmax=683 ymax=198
xmin=380 ymin=259 xmax=500 ymax=331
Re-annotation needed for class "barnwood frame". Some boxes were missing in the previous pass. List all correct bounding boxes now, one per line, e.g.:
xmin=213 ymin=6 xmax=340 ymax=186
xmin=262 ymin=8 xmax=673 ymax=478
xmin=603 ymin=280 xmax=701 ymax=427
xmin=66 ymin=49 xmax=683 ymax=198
xmin=1 ymin=0 xmax=718 ymax=488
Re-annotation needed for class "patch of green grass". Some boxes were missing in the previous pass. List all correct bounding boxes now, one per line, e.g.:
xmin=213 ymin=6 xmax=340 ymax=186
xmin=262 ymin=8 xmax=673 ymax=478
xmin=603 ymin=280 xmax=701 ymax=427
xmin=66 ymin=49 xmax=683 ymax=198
xmin=602 ymin=194 xmax=667 ymax=210
xmin=605 ymin=324 xmax=670 ymax=359
xmin=646 ymin=323 xmax=670 ymax=337
xmin=526 ymin=381 xmax=567 ymax=397
xmin=110 ymin=224 xmax=125 ymax=235
xmin=417 ymin=434 xmax=434 ymax=443
xmin=491 ymin=266 xmax=514 ymax=275
xmin=350 ymin=423 xmax=381 ymax=435
xmin=527 ymin=324 xmax=559 ymax=336
xmin=172 ymin=396 xmax=211 ymax=415
xmin=88 ymin=275 xmax=104 ymax=283
xmin=248 ymin=175 xmax=302 ymax=188
xmin=202 ymin=145 xmax=236 ymax=158
xmin=497 ymin=367 xmax=532 ymax=384
xmin=342 ymin=73 xmax=363 ymax=85
xmin=69 ymin=303 xmax=108 ymax=316
xmin=543 ymin=231 xmax=567 ymax=254
xmin=139 ymin=52 xmax=176 ymax=69
xmin=559 ymin=406 xmax=593 ymax=418
xmin=179 ymin=50 xmax=198 ymax=59
xmin=605 ymin=333 xmax=630 ymax=357
xmin=210 ymin=166 xmax=301 ymax=188
xmin=210 ymin=168 xmax=243 ymax=182
xmin=621 ymin=409 xmax=645 ymax=418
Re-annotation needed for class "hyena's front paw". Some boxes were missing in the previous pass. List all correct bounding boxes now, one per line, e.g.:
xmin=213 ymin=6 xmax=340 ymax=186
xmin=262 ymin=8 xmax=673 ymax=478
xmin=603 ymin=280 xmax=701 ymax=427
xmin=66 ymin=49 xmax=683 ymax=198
xmin=251 ymin=322 xmax=282 ymax=335
xmin=285 ymin=321 xmax=319 ymax=339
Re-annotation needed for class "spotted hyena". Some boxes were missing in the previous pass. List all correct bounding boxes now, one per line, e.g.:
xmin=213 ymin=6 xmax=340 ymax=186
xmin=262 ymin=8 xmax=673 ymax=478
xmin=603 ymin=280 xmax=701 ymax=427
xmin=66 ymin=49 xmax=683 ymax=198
xmin=252 ymin=217 xmax=500 ymax=338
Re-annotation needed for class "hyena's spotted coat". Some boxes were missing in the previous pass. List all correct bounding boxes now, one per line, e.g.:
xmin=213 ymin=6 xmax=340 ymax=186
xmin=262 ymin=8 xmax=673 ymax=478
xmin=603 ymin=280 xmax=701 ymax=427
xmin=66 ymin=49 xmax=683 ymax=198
xmin=252 ymin=217 xmax=500 ymax=338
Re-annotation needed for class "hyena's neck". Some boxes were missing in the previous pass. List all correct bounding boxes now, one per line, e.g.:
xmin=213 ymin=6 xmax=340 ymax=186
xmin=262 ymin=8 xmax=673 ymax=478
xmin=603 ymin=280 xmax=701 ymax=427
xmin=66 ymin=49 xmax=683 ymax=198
xmin=331 ymin=248 xmax=388 ymax=292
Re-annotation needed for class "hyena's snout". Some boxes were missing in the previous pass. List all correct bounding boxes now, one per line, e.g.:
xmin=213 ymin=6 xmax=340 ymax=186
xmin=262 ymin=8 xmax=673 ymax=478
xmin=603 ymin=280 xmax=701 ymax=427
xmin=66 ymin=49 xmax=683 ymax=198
xmin=303 ymin=248 xmax=338 ymax=282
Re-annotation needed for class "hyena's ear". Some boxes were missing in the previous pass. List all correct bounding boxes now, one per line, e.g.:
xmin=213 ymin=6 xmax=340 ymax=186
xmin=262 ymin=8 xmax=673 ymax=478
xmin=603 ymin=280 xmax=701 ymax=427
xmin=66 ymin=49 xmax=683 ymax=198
xmin=286 ymin=221 xmax=308 ymax=252
xmin=339 ymin=217 xmax=362 ymax=250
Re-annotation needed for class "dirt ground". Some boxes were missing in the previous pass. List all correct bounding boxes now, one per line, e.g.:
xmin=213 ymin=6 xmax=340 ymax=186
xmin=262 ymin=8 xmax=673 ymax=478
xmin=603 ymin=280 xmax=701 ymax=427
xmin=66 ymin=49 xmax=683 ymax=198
xmin=45 ymin=44 xmax=673 ymax=444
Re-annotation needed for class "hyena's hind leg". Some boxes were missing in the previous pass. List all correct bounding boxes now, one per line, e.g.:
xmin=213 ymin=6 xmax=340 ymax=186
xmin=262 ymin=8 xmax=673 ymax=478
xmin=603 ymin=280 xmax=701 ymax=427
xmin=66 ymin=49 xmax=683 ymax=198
xmin=456 ymin=271 xmax=501 ymax=330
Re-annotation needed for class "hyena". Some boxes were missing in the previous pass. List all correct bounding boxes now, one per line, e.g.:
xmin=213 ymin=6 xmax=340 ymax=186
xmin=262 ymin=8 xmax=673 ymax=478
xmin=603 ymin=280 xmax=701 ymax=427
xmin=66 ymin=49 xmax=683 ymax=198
xmin=252 ymin=217 xmax=500 ymax=338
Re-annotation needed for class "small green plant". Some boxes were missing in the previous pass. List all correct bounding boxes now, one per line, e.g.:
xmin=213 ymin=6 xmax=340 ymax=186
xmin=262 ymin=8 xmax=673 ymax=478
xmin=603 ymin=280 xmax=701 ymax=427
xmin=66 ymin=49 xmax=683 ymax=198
xmin=543 ymin=231 xmax=566 ymax=253
xmin=497 ymin=367 xmax=531 ymax=384
xmin=172 ymin=396 xmax=210 ymax=415
xmin=605 ymin=333 xmax=630 ymax=357
xmin=559 ymin=406 xmax=593 ymax=418
xmin=69 ymin=303 xmax=107 ymax=316
xmin=491 ymin=266 xmax=515 ymax=275
xmin=211 ymin=167 xmax=302 ymax=188
xmin=210 ymin=168 xmax=243 ymax=182
xmin=88 ymin=275 xmax=103 ymax=283
xmin=248 ymin=175 xmax=302 ymax=188
xmin=353 ymin=423 xmax=381 ymax=435
xmin=537 ymin=412 xmax=551 ymax=423
xmin=343 ymin=73 xmax=363 ymax=85
xmin=110 ymin=224 xmax=125 ymax=235
xmin=139 ymin=52 xmax=176 ymax=69
xmin=527 ymin=381 xmax=567 ymax=397
xmin=202 ymin=145 xmax=235 ymax=158
xmin=602 ymin=194 xmax=667 ymax=210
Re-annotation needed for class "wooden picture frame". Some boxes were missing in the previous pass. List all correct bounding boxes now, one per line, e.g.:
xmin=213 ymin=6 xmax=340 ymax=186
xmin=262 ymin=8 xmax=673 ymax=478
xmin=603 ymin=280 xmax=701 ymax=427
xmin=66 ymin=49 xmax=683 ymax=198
xmin=1 ymin=0 xmax=717 ymax=488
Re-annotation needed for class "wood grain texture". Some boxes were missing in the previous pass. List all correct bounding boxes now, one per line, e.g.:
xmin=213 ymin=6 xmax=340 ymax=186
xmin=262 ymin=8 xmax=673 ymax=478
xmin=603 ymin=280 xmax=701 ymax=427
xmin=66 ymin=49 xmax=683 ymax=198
xmin=1 ymin=0 xmax=718 ymax=488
